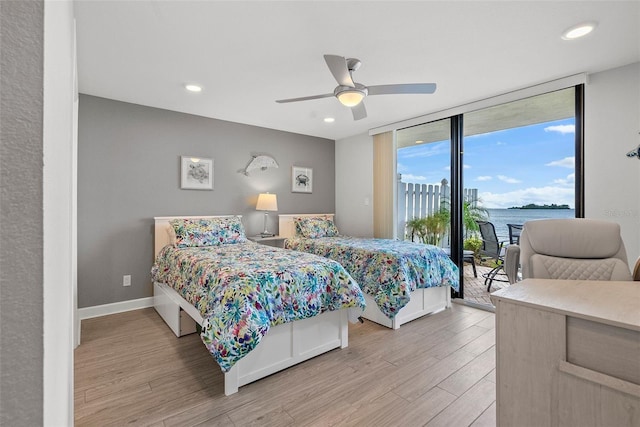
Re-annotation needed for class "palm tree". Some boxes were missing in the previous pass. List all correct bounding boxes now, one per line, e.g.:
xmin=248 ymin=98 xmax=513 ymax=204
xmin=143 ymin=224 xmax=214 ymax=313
xmin=463 ymin=199 xmax=489 ymax=239
xmin=437 ymin=197 xmax=488 ymax=238
xmin=406 ymin=198 xmax=487 ymax=246
xmin=406 ymin=208 xmax=450 ymax=246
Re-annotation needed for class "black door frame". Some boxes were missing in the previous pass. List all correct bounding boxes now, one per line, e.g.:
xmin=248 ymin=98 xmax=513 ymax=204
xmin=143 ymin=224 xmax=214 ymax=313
xmin=448 ymin=85 xmax=584 ymax=299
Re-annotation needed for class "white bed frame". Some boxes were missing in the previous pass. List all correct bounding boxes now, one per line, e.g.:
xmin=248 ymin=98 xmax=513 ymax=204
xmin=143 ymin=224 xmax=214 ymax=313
xmin=153 ymin=215 xmax=349 ymax=395
xmin=279 ymin=214 xmax=451 ymax=330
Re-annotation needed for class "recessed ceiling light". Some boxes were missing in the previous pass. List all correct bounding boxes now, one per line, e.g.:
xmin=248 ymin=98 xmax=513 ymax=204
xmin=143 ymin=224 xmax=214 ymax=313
xmin=324 ymin=117 xmax=335 ymax=123
xmin=415 ymin=140 xmax=424 ymax=144
xmin=561 ymin=22 xmax=597 ymax=40
xmin=184 ymin=84 xmax=202 ymax=93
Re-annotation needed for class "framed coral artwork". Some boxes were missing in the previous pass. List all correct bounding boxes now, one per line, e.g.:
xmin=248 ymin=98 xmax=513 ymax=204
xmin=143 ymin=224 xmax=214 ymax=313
xmin=180 ymin=156 xmax=213 ymax=190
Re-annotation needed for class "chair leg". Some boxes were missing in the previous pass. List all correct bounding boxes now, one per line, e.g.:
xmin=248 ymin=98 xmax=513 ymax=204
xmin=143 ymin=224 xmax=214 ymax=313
xmin=485 ymin=264 xmax=503 ymax=292
xmin=463 ymin=255 xmax=477 ymax=278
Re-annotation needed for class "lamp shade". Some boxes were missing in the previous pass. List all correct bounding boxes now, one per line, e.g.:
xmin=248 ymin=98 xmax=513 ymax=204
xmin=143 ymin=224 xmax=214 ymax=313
xmin=256 ymin=193 xmax=278 ymax=211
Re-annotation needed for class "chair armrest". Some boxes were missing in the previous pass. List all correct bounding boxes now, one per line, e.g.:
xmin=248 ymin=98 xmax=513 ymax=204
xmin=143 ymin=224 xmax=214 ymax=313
xmin=504 ymin=244 xmax=520 ymax=284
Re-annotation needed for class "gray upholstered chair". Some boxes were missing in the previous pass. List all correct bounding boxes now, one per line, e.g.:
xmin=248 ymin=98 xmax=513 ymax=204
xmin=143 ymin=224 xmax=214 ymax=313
xmin=504 ymin=218 xmax=634 ymax=284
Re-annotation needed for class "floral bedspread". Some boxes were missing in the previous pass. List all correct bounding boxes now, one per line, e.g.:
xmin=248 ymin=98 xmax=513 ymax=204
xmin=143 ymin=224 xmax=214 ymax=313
xmin=151 ymin=242 xmax=365 ymax=372
xmin=285 ymin=236 xmax=459 ymax=319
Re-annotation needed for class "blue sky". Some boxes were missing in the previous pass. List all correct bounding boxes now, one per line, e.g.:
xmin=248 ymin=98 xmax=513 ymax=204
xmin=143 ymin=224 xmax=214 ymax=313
xmin=397 ymin=118 xmax=576 ymax=209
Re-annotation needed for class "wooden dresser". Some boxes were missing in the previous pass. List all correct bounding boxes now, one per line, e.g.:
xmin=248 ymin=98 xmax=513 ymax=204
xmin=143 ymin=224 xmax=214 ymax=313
xmin=491 ymin=279 xmax=640 ymax=427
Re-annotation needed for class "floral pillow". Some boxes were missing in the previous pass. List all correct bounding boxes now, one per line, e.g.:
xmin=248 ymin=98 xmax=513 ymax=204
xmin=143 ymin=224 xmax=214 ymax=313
xmin=294 ymin=216 xmax=340 ymax=239
xmin=169 ymin=216 xmax=247 ymax=247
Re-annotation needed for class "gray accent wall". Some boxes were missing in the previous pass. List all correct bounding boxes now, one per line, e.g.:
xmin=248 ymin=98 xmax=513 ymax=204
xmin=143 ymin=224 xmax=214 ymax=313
xmin=78 ymin=95 xmax=335 ymax=308
xmin=0 ymin=1 xmax=44 ymax=425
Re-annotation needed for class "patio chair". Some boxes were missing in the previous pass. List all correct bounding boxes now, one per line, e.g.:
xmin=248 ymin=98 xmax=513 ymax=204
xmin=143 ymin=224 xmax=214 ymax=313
xmin=476 ymin=220 xmax=509 ymax=291
xmin=507 ymin=223 xmax=523 ymax=245
xmin=504 ymin=219 xmax=634 ymax=284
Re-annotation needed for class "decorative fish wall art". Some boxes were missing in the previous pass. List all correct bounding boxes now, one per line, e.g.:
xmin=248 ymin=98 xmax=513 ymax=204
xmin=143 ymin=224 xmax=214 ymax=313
xmin=242 ymin=155 xmax=279 ymax=175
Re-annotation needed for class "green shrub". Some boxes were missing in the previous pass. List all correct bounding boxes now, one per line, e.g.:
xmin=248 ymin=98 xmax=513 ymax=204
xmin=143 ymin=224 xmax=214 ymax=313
xmin=464 ymin=236 xmax=483 ymax=257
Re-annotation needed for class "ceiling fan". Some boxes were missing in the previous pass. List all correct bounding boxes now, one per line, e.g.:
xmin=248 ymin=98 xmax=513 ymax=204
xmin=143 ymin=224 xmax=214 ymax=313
xmin=275 ymin=54 xmax=437 ymax=121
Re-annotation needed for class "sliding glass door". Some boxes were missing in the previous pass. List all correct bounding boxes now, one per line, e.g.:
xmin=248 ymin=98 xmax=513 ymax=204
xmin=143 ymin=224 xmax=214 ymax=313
xmin=395 ymin=86 xmax=582 ymax=305
xmin=461 ymin=87 xmax=578 ymax=304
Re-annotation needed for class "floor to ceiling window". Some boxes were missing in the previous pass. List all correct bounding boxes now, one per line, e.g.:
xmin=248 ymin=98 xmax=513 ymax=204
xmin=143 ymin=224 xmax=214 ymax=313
xmin=396 ymin=86 xmax=582 ymax=306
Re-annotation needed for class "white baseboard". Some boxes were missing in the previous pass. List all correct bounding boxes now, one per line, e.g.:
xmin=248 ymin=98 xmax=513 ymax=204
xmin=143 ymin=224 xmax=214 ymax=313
xmin=78 ymin=296 xmax=154 ymax=320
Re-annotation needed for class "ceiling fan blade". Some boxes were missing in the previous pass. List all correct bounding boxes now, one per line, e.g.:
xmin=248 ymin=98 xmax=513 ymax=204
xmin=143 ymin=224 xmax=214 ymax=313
xmin=275 ymin=93 xmax=334 ymax=103
xmin=351 ymin=102 xmax=367 ymax=121
xmin=367 ymin=83 xmax=437 ymax=96
xmin=324 ymin=54 xmax=355 ymax=88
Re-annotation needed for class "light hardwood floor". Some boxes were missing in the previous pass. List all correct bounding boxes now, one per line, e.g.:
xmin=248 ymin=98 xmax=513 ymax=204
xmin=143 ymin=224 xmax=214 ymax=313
xmin=75 ymin=303 xmax=496 ymax=426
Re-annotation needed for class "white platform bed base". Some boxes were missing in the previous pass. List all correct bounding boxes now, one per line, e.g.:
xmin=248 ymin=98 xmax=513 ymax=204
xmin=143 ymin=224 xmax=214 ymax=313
xmin=279 ymin=214 xmax=452 ymax=330
xmin=153 ymin=216 xmax=349 ymax=395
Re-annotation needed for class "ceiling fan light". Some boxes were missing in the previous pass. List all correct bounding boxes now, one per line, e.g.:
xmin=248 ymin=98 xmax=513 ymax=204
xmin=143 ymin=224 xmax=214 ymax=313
xmin=337 ymin=90 xmax=365 ymax=107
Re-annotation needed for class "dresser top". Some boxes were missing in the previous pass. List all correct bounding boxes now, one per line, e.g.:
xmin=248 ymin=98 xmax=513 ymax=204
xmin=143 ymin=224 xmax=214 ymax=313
xmin=491 ymin=279 xmax=640 ymax=331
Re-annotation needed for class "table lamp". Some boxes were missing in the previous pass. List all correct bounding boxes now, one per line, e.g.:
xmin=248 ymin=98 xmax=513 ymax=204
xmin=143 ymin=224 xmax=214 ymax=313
xmin=256 ymin=193 xmax=278 ymax=237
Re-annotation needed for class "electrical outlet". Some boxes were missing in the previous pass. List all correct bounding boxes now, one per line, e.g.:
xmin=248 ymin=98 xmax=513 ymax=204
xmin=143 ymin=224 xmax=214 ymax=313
xmin=123 ymin=275 xmax=131 ymax=287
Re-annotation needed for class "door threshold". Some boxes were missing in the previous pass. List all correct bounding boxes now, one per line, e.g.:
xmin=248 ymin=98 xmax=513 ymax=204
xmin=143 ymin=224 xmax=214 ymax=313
xmin=452 ymin=298 xmax=495 ymax=313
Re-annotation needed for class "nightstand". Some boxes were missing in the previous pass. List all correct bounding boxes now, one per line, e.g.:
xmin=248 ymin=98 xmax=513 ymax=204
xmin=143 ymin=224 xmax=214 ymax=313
xmin=247 ymin=235 xmax=286 ymax=248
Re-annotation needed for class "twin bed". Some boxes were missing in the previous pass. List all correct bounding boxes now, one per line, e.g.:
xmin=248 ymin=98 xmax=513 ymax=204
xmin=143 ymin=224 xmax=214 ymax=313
xmin=152 ymin=215 xmax=365 ymax=395
xmin=279 ymin=214 xmax=459 ymax=329
xmin=152 ymin=214 xmax=459 ymax=394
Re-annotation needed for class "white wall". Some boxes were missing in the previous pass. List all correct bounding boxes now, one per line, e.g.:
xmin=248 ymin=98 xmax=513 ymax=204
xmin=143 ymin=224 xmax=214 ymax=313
xmin=43 ymin=1 xmax=76 ymax=425
xmin=335 ymin=133 xmax=374 ymax=237
xmin=336 ymin=62 xmax=640 ymax=264
xmin=585 ymin=62 xmax=640 ymax=264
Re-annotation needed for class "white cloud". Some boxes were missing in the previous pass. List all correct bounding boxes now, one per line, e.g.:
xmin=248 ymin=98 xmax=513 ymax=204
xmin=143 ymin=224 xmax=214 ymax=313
xmin=546 ymin=156 xmax=575 ymax=168
xmin=479 ymin=186 xmax=574 ymax=209
xmin=544 ymin=124 xmax=575 ymax=135
xmin=476 ymin=176 xmax=492 ymax=181
xmin=400 ymin=173 xmax=428 ymax=182
xmin=497 ymin=175 xmax=522 ymax=184
xmin=553 ymin=173 xmax=575 ymax=186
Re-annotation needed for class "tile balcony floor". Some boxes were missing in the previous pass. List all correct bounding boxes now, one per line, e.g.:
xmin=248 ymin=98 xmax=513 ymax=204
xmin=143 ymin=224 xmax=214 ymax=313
xmin=459 ymin=263 xmax=509 ymax=307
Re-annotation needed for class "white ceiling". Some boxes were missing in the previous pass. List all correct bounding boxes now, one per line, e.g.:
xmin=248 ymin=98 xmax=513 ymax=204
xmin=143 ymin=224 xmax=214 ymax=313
xmin=74 ymin=1 xmax=640 ymax=141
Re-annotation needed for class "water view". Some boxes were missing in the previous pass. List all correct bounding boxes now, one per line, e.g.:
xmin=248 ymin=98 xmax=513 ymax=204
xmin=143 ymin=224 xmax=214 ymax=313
xmin=485 ymin=208 xmax=575 ymax=239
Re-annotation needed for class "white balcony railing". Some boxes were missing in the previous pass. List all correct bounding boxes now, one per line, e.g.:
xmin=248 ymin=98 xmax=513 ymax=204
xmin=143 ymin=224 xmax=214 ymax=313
xmin=398 ymin=175 xmax=478 ymax=242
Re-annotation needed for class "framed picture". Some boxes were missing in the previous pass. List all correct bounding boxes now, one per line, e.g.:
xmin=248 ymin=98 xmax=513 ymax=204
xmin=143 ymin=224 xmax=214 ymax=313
xmin=181 ymin=156 xmax=213 ymax=190
xmin=292 ymin=166 xmax=313 ymax=193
